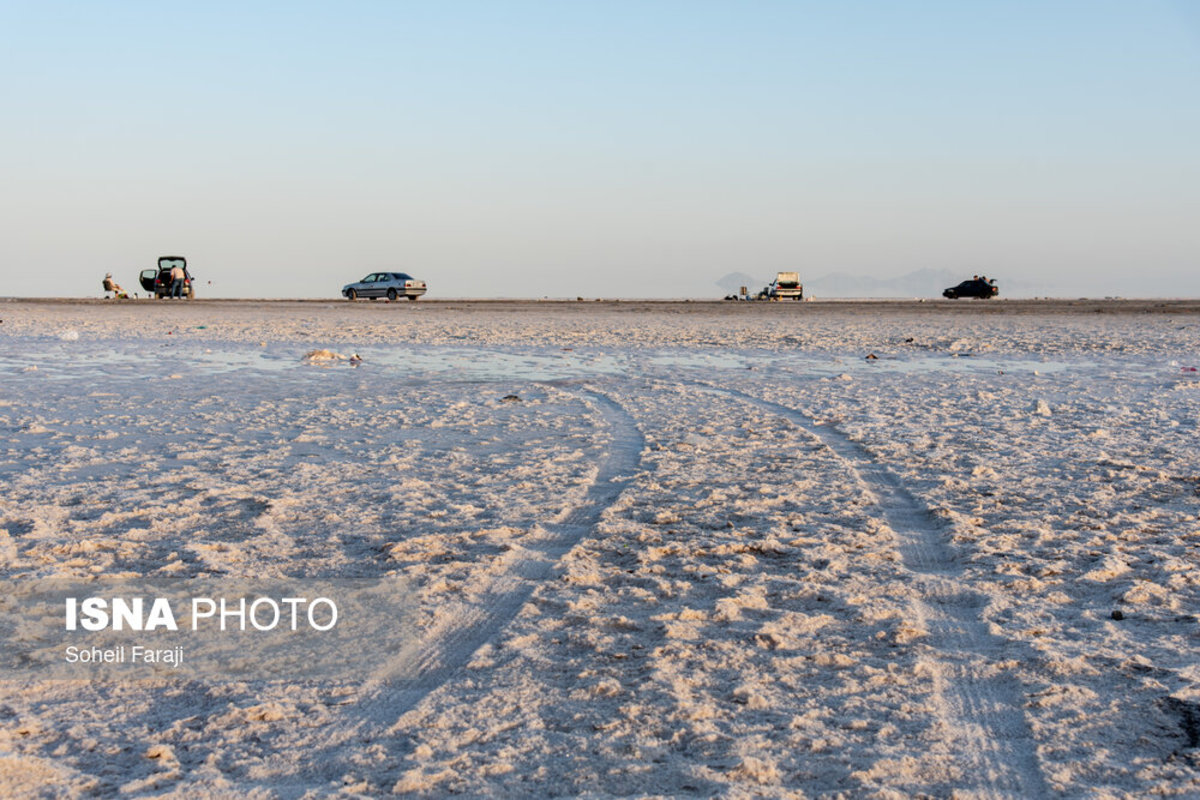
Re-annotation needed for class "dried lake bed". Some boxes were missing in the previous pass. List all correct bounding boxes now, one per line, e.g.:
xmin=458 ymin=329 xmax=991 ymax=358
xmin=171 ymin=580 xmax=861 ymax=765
xmin=1 ymin=299 xmax=1199 ymax=797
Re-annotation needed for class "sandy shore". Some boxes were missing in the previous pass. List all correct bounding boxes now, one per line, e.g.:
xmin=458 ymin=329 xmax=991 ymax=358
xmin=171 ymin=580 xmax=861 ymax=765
xmin=1 ymin=301 xmax=1199 ymax=797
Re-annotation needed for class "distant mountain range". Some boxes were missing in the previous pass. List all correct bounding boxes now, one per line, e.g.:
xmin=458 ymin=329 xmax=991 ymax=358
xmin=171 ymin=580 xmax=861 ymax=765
xmin=716 ymin=269 xmax=1058 ymax=298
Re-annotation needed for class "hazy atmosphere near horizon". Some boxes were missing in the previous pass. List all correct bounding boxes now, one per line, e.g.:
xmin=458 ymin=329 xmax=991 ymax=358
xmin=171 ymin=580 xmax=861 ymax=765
xmin=3 ymin=1 xmax=1199 ymax=299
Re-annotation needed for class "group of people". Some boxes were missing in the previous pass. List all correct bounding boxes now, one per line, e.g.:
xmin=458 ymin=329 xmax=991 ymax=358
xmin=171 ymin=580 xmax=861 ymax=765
xmin=101 ymin=264 xmax=188 ymax=299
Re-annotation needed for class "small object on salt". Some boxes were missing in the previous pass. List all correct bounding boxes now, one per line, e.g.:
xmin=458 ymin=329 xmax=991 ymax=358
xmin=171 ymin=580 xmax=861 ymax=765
xmin=865 ymin=353 xmax=878 ymax=360
xmin=501 ymin=394 xmax=521 ymax=403
xmin=1111 ymin=609 xmax=1125 ymax=621
xmin=303 ymin=349 xmax=357 ymax=364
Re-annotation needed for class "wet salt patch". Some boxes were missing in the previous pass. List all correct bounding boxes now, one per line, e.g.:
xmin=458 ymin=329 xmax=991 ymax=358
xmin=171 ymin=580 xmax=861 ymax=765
xmin=0 ymin=334 xmax=1142 ymax=384
xmin=646 ymin=349 xmax=1105 ymax=377
xmin=0 ymin=340 xmax=624 ymax=382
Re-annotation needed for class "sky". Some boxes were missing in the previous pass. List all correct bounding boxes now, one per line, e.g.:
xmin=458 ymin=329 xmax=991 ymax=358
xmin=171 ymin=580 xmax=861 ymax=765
xmin=2 ymin=1 xmax=1198 ymax=299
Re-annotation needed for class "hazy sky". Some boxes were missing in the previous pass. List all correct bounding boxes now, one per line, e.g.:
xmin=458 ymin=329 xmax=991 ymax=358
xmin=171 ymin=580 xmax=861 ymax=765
xmin=3 ymin=1 xmax=1198 ymax=298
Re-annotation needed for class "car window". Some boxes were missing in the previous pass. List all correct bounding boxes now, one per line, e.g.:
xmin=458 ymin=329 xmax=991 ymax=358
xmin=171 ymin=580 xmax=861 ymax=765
xmin=362 ymin=274 xmax=377 ymax=283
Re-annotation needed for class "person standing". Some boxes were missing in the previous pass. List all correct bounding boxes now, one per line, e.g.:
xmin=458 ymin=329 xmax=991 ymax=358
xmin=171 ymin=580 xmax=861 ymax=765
xmin=169 ymin=263 xmax=186 ymax=298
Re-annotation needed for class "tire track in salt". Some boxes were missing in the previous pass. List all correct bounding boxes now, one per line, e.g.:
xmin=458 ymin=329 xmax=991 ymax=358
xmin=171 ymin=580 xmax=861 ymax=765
xmin=370 ymin=386 xmax=644 ymax=712
xmin=696 ymin=382 xmax=1048 ymax=800
xmin=282 ymin=388 xmax=644 ymax=786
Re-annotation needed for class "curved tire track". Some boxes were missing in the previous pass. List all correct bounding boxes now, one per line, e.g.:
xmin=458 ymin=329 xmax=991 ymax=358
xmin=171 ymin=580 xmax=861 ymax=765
xmin=697 ymin=382 xmax=1048 ymax=799
xmin=367 ymin=387 xmax=643 ymax=711
xmin=285 ymin=387 xmax=644 ymax=786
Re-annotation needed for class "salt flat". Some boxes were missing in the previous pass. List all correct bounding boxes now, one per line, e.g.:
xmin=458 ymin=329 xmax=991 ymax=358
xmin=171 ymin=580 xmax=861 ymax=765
xmin=1 ymin=299 xmax=1199 ymax=797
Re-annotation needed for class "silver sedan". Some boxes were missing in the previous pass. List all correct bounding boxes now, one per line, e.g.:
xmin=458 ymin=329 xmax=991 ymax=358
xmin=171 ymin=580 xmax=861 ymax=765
xmin=342 ymin=272 xmax=427 ymax=301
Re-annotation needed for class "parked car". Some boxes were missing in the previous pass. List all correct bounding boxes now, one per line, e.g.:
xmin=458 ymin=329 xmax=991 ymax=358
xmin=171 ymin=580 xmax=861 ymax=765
xmin=766 ymin=271 xmax=804 ymax=300
xmin=943 ymin=277 xmax=998 ymax=299
xmin=138 ymin=256 xmax=195 ymax=299
xmin=753 ymin=271 xmax=804 ymax=300
xmin=342 ymin=272 xmax=427 ymax=301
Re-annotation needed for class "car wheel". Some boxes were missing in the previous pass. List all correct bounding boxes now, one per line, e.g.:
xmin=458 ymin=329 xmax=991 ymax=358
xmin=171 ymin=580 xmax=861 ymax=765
xmin=387 ymin=288 xmax=397 ymax=301
xmin=346 ymin=289 xmax=357 ymax=301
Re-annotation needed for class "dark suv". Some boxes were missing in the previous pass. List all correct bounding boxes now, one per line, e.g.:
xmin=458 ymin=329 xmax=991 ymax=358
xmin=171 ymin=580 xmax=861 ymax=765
xmin=943 ymin=278 xmax=997 ymax=299
xmin=139 ymin=256 xmax=195 ymax=299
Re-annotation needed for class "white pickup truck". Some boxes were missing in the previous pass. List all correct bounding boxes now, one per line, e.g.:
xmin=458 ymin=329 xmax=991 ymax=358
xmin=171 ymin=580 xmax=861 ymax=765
xmin=765 ymin=271 xmax=803 ymax=300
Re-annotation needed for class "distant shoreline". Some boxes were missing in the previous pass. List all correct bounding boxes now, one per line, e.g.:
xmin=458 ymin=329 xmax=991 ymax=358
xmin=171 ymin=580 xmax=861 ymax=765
xmin=4 ymin=297 xmax=1200 ymax=315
